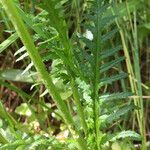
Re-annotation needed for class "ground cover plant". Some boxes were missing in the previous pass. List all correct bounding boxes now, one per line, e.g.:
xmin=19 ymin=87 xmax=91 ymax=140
xmin=0 ymin=0 xmax=150 ymax=149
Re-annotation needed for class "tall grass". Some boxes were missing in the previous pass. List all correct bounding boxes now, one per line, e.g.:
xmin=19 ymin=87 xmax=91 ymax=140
xmin=112 ymin=1 xmax=147 ymax=149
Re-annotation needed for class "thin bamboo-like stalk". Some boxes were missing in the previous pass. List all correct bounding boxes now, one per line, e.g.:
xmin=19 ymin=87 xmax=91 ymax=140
xmin=132 ymin=10 xmax=146 ymax=150
xmin=111 ymin=1 xmax=147 ymax=149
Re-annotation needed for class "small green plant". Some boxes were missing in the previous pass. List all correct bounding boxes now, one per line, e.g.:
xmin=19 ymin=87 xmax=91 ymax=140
xmin=0 ymin=0 xmax=147 ymax=149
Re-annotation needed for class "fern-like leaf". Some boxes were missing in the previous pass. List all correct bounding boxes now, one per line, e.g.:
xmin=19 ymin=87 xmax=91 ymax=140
xmin=110 ymin=130 xmax=141 ymax=141
xmin=105 ymin=104 xmax=134 ymax=124
xmin=99 ymin=72 xmax=128 ymax=87
xmin=100 ymin=57 xmax=125 ymax=73
xmin=100 ymin=92 xmax=133 ymax=103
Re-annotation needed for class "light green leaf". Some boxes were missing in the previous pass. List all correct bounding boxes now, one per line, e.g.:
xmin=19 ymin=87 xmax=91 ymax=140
xmin=0 ymin=69 xmax=38 ymax=83
xmin=100 ymin=92 xmax=132 ymax=103
xmin=0 ymin=132 xmax=9 ymax=144
xmin=143 ymin=23 xmax=150 ymax=30
xmin=111 ymin=131 xmax=141 ymax=141
xmin=0 ymin=32 xmax=18 ymax=53
xmin=15 ymin=103 xmax=32 ymax=116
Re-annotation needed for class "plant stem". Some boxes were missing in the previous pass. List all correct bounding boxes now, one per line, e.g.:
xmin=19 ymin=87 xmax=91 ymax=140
xmin=0 ymin=0 xmax=87 ymax=149
xmin=92 ymin=1 xmax=101 ymax=149
xmin=132 ymin=10 xmax=146 ymax=150
xmin=71 ymin=78 xmax=88 ymax=135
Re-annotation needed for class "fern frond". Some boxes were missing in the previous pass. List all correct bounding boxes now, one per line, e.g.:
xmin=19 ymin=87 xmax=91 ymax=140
xmin=100 ymin=92 xmax=133 ymax=103
xmin=100 ymin=15 xmax=117 ymax=28
xmin=42 ymin=0 xmax=69 ymax=44
xmin=17 ymin=7 xmax=47 ymax=39
xmin=102 ymin=28 xmax=118 ymax=42
xmin=100 ymin=45 xmax=122 ymax=59
xmin=101 ymin=130 xmax=141 ymax=145
xmin=105 ymin=105 xmax=134 ymax=124
xmin=99 ymin=72 xmax=128 ymax=87
xmin=110 ymin=130 xmax=141 ymax=141
xmin=74 ymin=1 xmax=134 ymax=147
xmin=100 ymin=57 xmax=125 ymax=73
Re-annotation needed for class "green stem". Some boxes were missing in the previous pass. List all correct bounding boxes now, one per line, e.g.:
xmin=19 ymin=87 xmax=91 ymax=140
xmin=71 ymin=78 xmax=88 ymax=135
xmin=133 ymin=11 xmax=146 ymax=150
xmin=92 ymin=1 xmax=101 ymax=149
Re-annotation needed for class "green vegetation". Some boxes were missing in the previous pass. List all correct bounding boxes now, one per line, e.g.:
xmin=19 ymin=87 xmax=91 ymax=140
xmin=0 ymin=0 xmax=149 ymax=149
